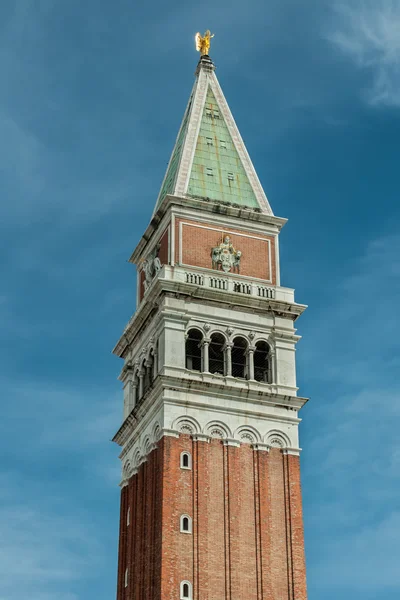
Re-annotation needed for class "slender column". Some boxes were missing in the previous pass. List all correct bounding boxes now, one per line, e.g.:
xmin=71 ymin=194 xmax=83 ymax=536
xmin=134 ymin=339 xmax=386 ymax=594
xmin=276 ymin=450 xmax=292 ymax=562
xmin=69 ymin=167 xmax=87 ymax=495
xmin=138 ymin=369 xmax=145 ymax=399
xmin=153 ymin=349 xmax=158 ymax=378
xmin=270 ymin=349 xmax=276 ymax=384
xmin=131 ymin=381 xmax=138 ymax=409
xmin=123 ymin=370 xmax=136 ymax=419
xmin=202 ymin=339 xmax=210 ymax=373
xmin=247 ymin=345 xmax=255 ymax=380
xmin=224 ymin=343 xmax=232 ymax=376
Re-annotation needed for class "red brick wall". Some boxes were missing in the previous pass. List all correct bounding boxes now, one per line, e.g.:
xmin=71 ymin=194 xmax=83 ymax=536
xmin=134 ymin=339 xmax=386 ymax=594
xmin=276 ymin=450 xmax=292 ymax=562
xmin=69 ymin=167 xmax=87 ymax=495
xmin=116 ymin=438 xmax=307 ymax=600
xmin=175 ymin=218 xmax=277 ymax=283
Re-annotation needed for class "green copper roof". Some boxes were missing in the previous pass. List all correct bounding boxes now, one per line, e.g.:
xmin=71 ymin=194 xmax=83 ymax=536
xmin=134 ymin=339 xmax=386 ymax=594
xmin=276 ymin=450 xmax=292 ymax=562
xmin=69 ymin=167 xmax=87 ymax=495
xmin=187 ymin=87 xmax=259 ymax=208
xmin=155 ymin=97 xmax=192 ymax=211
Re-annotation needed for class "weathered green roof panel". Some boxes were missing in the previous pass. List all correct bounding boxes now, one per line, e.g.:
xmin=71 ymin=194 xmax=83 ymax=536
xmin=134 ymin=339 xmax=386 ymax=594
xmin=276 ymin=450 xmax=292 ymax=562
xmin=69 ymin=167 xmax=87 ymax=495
xmin=151 ymin=55 xmax=273 ymax=217
xmin=187 ymin=87 xmax=259 ymax=208
xmin=155 ymin=96 xmax=192 ymax=211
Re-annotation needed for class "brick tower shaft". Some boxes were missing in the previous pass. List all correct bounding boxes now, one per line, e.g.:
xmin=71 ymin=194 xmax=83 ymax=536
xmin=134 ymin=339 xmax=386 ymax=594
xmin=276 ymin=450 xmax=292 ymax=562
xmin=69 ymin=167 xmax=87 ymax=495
xmin=113 ymin=51 xmax=308 ymax=600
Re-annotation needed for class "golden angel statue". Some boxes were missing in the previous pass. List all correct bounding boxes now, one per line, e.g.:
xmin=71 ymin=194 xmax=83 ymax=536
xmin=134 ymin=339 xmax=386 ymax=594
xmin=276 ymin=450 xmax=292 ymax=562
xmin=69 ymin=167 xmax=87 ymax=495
xmin=195 ymin=30 xmax=214 ymax=56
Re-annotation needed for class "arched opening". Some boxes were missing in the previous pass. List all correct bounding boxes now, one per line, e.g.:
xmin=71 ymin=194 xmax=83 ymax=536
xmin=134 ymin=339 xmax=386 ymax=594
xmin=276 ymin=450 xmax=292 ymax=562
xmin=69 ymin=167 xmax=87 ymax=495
xmin=209 ymin=333 xmax=225 ymax=375
xmin=185 ymin=329 xmax=203 ymax=371
xmin=254 ymin=341 xmax=271 ymax=383
xmin=180 ymin=581 xmax=192 ymax=600
xmin=134 ymin=372 xmax=140 ymax=405
xmin=231 ymin=337 xmax=248 ymax=379
xmin=180 ymin=451 xmax=192 ymax=469
xmin=180 ymin=514 xmax=192 ymax=533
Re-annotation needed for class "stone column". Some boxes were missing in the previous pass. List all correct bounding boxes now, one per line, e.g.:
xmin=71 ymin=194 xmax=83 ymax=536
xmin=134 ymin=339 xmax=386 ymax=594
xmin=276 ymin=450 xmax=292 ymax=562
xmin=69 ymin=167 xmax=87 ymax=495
xmin=153 ymin=348 xmax=158 ymax=378
xmin=138 ymin=369 xmax=145 ymax=399
xmin=269 ymin=349 xmax=276 ymax=384
xmin=247 ymin=345 xmax=255 ymax=380
xmin=202 ymin=339 xmax=210 ymax=373
xmin=224 ymin=343 xmax=232 ymax=376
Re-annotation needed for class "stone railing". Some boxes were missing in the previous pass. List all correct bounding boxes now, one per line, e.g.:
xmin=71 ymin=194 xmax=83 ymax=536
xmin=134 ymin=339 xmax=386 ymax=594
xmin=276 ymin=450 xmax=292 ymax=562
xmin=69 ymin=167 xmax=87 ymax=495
xmin=157 ymin=265 xmax=295 ymax=304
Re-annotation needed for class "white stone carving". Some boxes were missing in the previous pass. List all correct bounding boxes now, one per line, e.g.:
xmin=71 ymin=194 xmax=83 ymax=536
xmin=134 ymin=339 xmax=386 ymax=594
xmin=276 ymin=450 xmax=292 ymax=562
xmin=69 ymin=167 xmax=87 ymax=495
xmin=142 ymin=243 xmax=162 ymax=293
xmin=211 ymin=235 xmax=242 ymax=273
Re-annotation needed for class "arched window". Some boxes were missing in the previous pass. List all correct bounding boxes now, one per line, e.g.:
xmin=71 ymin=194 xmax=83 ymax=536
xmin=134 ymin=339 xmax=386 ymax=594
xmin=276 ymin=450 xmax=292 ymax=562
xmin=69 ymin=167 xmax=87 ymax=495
xmin=232 ymin=337 xmax=248 ymax=378
xmin=180 ymin=581 xmax=192 ymax=600
xmin=180 ymin=451 xmax=192 ymax=470
xmin=254 ymin=341 xmax=271 ymax=383
xmin=180 ymin=514 xmax=192 ymax=533
xmin=209 ymin=333 xmax=225 ymax=375
xmin=185 ymin=329 xmax=203 ymax=371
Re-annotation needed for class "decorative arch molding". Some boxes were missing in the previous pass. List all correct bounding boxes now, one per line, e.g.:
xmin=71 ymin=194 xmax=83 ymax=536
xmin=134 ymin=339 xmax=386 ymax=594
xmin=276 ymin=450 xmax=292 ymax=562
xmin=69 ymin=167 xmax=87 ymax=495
xmin=142 ymin=435 xmax=153 ymax=456
xmin=123 ymin=460 xmax=132 ymax=479
xmin=152 ymin=421 xmax=162 ymax=442
xmin=234 ymin=425 xmax=262 ymax=444
xmin=172 ymin=415 xmax=202 ymax=435
xmin=204 ymin=420 xmax=232 ymax=439
xmin=264 ymin=429 xmax=292 ymax=449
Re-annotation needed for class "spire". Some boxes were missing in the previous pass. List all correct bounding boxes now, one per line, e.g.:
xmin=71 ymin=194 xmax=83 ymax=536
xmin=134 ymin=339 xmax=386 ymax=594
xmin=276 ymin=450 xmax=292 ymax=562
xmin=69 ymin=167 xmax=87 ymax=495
xmin=153 ymin=50 xmax=273 ymax=216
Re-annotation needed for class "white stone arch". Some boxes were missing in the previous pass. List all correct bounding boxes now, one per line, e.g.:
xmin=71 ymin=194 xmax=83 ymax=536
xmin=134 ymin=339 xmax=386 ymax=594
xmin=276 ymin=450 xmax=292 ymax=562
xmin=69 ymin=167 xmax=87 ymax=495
xmin=185 ymin=325 xmax=204 ymax=339
xmin=133 ymin=449 xmax=142 ymax=469
xmin=172 ymin=415 xmax=201 ymax=435
xmin=142 ymin=435 xmax=152 ymax=457
xmin=123 ymin=460 xmax=132 ymax=479
xmin=264 ymin=429 xmax=291 ymax=449
xmin=208 ymin=328 xmax=229 ymax=343
xmin=234 ymin=425 xmax=262 ymax=444
xmin=204 ymin=420 xmax=232 ymax=439
xmin=152 ymin=421 xmax=161 ymax=443
xmin=231 ymin=332 xmax=251 ymax=346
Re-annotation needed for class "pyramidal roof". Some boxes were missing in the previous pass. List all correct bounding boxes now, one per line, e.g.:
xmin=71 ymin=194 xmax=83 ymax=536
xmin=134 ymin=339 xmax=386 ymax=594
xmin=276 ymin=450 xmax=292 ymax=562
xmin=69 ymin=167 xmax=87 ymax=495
xmin=153 ymin=55 xmax=273 ymax=216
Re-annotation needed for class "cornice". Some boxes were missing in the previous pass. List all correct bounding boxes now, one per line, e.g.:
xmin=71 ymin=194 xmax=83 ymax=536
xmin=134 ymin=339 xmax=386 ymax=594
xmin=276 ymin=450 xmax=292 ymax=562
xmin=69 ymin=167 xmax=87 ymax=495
xmin=113 ymin=278 xmax=306 ymax=358
xmin=129 ymin=195 xmax=287 ymax=264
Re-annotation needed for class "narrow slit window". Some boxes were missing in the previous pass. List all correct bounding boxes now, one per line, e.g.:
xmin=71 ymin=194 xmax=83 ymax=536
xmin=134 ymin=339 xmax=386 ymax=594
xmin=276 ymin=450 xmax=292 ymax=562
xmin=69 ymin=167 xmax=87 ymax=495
xmin=206 ymin=167 xmax=213 ymax=177
xmin=180 ymin=514 xmax=192 ymax=533
xmin=180 ymin=581 xmax=192 ymax=600
xmin=206 ymin=108 xmax=213 ymax=118
xmin=220 ymin=140 xmax=227 ymax=149
xmin=127 ymin=506 xmax=130 ymax=526
xmin=227 ymin=172 xmax=234 ymax=181
xmin=206 ymin=136 xmax=213 ymax=146
xmin=213 ymin=109 xmax=220 ymax=119
xmin=180 ymin=451 xmax=192 ymax=470
xmin=124 ymin=568 xmax=128 ymax=588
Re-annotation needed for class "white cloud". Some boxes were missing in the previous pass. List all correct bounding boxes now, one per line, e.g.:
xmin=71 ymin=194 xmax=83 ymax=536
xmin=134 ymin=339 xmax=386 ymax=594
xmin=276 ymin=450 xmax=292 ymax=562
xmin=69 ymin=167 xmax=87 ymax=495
xmin=0 ymin=480 xmax=103 ymax=600
xmin=329 ymin=0 xmax=400 ymax=106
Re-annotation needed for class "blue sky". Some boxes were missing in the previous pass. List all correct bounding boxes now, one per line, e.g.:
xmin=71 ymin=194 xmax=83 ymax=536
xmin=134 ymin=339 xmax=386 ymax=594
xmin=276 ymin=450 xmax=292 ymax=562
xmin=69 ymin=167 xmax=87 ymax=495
xmin=1 ymin=1 xmax=399 ymax=598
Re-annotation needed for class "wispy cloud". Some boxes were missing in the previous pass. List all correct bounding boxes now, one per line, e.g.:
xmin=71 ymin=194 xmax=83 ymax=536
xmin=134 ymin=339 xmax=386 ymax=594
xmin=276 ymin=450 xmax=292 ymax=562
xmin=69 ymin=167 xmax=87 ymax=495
xmin=329 ymin=0 xmax=400 ymax=106
xmin=0 ymin=487 xmax=102 ymax=600
xmin=302 ymin=232 xmax=400 ymax=593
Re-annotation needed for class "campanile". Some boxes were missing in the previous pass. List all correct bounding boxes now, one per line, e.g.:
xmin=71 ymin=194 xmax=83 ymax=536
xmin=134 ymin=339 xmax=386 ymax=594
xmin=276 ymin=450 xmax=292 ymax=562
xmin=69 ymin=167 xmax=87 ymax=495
xmin=113 ymin=36 xmax=308 ymax=600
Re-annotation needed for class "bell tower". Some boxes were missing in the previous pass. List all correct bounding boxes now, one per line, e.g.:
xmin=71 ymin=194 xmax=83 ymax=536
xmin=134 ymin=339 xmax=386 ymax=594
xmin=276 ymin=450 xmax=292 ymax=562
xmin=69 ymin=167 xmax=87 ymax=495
xmin=113 ymin=45 xmax=308 ymax=600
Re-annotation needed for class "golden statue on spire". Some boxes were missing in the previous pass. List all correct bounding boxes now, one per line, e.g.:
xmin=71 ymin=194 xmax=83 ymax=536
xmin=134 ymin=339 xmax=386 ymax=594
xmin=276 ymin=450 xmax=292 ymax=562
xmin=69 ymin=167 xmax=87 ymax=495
xmin=195 ymin=30 xmax=214 ymax=55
